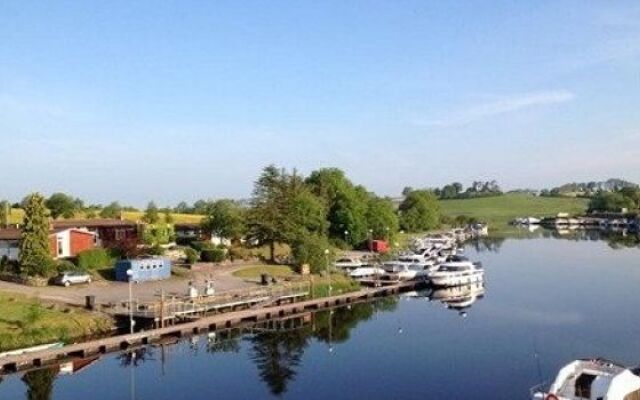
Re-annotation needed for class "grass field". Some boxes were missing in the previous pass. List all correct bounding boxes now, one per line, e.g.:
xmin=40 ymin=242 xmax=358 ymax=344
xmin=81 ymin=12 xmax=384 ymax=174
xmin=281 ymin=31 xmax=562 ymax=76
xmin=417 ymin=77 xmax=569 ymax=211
xmin=7 ymin=208 xmax=204 ymax=225
xmin=0 ymin=293 xmax=113 ymax=352
xmin=232 ymin=265 xmax=296 ymax=279
xmin=440 ymin=193 xmax=589 ymax=229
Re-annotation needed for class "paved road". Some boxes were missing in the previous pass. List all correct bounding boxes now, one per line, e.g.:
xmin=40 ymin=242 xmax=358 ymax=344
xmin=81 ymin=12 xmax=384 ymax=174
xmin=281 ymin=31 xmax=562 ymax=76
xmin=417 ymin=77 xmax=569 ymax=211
xmin=0 ymin=264 xmax=255 ymax=306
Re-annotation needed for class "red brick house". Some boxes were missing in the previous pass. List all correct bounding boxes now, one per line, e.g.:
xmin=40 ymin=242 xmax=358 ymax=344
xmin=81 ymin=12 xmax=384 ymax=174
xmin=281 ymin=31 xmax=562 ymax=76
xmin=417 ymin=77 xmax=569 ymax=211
xmin=0 ymin=228 xmax=97 ymax=261
xmin=51 ymin=218 xmax=141 ymax=248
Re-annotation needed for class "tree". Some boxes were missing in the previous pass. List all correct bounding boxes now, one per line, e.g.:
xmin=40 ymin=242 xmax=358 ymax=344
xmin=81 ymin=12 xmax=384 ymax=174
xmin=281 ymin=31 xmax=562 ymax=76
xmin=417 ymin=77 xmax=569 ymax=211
xmin=20 ymin=193 xmax=54 ymax=277
xmin=0 ymin=200 xmax=9 ymax=228
xmin=247 ymin=165 xmax=327 ymax=261
xmin=398 ymin=190 xmax=441 ymax=232
xmin=365 ymin=196 xmax=399 ymax=241
xmin=174 ymin=201 xmax=191 ymax=214
xmin=401 ymin=186 xmax=414 ymax=196
xmin=201 ymin=199 xmax=246 ymax=243
xmin=588 ymin=191 xmax=636 ymax=212
xmin=305 ymin=168 xmax=368 ymax=246
xmin=143 ymin=201 xmax=160 ymax=224
xmin=291 ymin=233 xmax=333 ymax=274
xmin=100 ymin=202 xmax=122 ymax=219
xmin=45 ymin=192 xmax=78 ymax=219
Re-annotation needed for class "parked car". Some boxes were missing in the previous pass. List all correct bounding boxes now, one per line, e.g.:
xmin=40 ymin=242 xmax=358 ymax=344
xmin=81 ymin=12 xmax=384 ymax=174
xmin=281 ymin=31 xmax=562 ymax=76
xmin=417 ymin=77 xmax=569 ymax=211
xmin=55 ymin=271 xmax=92 ymax=287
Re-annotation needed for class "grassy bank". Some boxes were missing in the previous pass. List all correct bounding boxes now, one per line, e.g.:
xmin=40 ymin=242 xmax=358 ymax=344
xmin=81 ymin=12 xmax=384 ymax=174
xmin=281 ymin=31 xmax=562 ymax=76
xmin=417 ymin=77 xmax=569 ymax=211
xmin=232 ymin=265 xmax=296 ymax=279
xmin=0 ymin=293 xmax=113 ymax=352
xmin=441 ymin=194 xmax=588 ymax=229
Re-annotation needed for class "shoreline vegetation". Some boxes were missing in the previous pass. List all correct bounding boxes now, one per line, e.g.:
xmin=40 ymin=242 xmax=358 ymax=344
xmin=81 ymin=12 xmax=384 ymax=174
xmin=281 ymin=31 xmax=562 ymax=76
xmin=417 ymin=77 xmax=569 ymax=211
xmin=0 ymin=293 xmax=113 ymax=352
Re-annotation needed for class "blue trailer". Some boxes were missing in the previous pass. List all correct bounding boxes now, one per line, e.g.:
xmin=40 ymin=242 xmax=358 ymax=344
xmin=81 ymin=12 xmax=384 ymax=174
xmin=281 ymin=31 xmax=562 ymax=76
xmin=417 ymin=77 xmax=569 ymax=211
xmin=114 ymin=257 xmax=172 ymax=282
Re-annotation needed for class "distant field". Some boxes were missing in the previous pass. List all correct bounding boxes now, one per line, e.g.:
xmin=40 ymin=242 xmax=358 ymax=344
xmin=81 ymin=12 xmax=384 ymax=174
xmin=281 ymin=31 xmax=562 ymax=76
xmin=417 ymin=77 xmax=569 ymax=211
xmin=7 ymin=209 xmax=204 ymax=225
xmin=440 ymin=194 xmax=589 ymax=228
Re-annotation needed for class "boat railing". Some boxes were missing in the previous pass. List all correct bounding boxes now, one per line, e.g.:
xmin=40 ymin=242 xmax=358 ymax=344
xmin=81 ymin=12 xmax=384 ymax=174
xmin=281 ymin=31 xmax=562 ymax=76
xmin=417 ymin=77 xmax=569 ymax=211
xmin=529 ymin=381 xmax=549 ymax=397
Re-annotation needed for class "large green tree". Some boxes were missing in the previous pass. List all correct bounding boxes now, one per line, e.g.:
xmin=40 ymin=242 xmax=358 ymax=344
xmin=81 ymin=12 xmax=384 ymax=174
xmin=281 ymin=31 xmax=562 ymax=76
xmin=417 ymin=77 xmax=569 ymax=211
xmin=305 ymin=168 xmax=368 ymax=246
xmin=201 ymin=199 xmax=246 ymax=242
xmin=247 ymin=166 xmax=327 ymax=261
xmin=20 ymin=193 xmax=54 ymax=277
xmin=45 ymin=192 xmax=79 ymax=219
xmin=365 ymin=196 xmax=400 ymax=241
xmin=99 ymin=201 xmax=122 ymax=219
xmin=398 ymin=190 xmax=441 ymax=232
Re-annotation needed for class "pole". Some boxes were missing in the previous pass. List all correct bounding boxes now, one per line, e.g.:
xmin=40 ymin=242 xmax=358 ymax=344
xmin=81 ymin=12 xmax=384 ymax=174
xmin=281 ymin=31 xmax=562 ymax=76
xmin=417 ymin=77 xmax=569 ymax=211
xmin=324 ymin=249 xmax=331 ymax=297
xmin=127 ymin=269 xmax=134 ymax=334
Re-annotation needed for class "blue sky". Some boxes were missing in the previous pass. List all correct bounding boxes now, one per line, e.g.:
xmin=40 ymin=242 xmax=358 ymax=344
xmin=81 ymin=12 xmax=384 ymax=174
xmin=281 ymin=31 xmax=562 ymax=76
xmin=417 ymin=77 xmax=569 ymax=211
xmin=1 ymin=1 xmax=639 ymax=206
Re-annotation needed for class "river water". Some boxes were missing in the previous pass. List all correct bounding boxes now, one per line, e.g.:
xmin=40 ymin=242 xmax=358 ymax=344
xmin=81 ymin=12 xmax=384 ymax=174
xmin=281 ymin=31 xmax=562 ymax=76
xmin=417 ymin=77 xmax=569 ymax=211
xmin=1 ymin=231 xmax=640 ymax=399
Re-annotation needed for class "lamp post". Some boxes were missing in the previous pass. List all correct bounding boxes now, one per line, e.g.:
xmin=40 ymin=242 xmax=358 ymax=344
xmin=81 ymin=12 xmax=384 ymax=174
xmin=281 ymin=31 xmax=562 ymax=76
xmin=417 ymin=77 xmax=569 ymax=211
xmin=324 ymin=249 xmax=331 ymax=296
xmin=344 ymin=230 xmax=349 ymax=246
xmin=126 ymin=269 xmax=135 ymax=334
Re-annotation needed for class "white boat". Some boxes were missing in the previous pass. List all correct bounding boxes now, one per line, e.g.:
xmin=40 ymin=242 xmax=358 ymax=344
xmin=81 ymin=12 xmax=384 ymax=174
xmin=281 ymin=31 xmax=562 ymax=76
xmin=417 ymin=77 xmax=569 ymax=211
xmin=349 ymin=266 xmax=385 ymax=279
xmin=531 ymin=358 xmax=640 ymax=400
xmin=334 ymin=256 xmax=364 ymax=271
xmin=381 ymin=262 xmax=434 ymax=281
xmin=428 ymin=256 xmax=484 ymax=286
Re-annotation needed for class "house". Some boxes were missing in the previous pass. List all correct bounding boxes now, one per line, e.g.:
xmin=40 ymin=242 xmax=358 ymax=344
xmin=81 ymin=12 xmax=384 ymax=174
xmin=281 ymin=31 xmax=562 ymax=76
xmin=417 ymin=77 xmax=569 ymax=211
xmin=0 ymin=228 xmax=21 ymax=261
xmin=49 ymin=228 xmax=97 ymax=259
xmin=51 ymin=218 xmax=141 ymax=248
xmin=0 ymin=227 xmax=97 ymax=261
xmin=174 ymin=223 xmax=231 ymax=246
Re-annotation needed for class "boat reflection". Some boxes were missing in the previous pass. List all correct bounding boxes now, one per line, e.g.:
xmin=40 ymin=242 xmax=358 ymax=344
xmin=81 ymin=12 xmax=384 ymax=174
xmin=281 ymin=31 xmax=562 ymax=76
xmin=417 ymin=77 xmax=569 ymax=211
xmin=404 ymin=281 xmax=486 ymax=317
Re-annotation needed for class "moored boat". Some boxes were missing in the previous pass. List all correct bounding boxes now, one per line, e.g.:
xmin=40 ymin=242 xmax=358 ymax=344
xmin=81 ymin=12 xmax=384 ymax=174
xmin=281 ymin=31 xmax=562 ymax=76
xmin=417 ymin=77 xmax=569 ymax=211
xmin=428 ymin=256 xmax=484 ymax=286
xmin=531 ymin=358 xmax=640 ymax=400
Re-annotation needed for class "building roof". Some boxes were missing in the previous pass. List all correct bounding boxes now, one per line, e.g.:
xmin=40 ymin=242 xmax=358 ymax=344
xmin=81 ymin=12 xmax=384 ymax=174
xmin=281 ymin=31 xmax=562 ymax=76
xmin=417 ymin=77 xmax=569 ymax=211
xmin=0 ymin=228 xmax=21 ymax=240
xmin=52 ymin=218 xmax=139 ymax=229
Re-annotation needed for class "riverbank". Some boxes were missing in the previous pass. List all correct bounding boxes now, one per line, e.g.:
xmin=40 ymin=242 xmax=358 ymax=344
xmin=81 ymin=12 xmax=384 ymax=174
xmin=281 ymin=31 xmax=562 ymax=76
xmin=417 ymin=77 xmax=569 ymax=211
xmin=0 ymin=293 xmax=113 ymax=352
xmin=440 ymin=193 xmax=588 ymax=230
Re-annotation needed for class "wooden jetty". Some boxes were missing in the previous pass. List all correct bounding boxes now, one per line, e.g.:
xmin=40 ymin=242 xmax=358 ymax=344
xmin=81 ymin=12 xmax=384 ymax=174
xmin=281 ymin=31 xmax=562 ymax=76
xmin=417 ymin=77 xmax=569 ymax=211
xmin=0 ymin=280 xmax=423 ymax=376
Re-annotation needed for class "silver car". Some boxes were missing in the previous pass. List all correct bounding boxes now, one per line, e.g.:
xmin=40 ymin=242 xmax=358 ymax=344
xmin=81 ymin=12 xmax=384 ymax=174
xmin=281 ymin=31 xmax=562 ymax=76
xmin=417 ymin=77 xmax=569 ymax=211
xmin=55 ymin=271 xmax=92 ymax=287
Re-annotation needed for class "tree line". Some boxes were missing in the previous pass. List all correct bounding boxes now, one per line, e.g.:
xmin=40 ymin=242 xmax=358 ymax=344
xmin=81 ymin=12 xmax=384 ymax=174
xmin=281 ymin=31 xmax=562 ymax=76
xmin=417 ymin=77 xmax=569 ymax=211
xmin=403 ymin=180 xmax=503 ymax=200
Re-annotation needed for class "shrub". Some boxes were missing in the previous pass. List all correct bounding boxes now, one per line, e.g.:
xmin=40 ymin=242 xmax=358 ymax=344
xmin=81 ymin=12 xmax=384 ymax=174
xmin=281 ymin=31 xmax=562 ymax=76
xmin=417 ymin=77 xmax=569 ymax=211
xmin=56 ymin=260 xmax=80 ymax=273
xmin=76 ymin=249 xmax=116 ymax=270
xmin=201 ymin=248 xmax=226 ymax=263
xmin=184 ymin=247 xmax=199 ymax=265
xmin=291 ymin=234 xmax=334 ymax=274
xmin=228 ymin=245 xmax=250 ymax=261
xmin=191 ymin=241 xmax=215 ymax=252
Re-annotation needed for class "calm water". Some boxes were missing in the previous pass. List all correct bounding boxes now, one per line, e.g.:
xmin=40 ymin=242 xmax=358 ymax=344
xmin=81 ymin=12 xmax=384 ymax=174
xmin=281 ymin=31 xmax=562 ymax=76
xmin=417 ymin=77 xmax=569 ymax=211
xmin=2 ymin=233 xmax=640 ymax=400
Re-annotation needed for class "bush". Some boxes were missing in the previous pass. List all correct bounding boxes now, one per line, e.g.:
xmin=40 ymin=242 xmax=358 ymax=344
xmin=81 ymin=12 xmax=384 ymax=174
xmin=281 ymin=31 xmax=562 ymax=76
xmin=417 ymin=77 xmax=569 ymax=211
xmin=191 ymin=241 xmax=215 ymax=252
xmin=201 ymin=248 xmax=226 ymax=263
xmin=228 ymin=245 xmax=251 ymax=262
xmin=184 ymin=247 xmax=199 ymax=265
xmin=291 ymin=234 xmax=334 ymax=274
xmin=56 ymin=260 xmax=80 ymax=273
xmin=76 ymin=249 xmax=116 ymax=270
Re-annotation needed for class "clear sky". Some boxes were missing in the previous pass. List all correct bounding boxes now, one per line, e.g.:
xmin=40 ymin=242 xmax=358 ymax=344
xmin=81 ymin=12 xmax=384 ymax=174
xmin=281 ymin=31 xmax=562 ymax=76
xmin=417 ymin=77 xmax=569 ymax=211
xmin=1 ymin=1 xmax=639 ymax=206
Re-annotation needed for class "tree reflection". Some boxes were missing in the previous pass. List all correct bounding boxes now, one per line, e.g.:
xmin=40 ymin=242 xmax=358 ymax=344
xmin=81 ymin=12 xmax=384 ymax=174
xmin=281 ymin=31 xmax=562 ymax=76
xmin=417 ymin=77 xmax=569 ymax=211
xmin=207 ymin=330 xmax=242 ymax=354
xmin=468 ymin=236 xmax=505 ymax=253
xmin=246 ymin=297 xmax=398 ymax=395
xmin=247 ymin=329 xmax=308 ymax=396
xmin=22 ymin=368 xmax=56 ymax=400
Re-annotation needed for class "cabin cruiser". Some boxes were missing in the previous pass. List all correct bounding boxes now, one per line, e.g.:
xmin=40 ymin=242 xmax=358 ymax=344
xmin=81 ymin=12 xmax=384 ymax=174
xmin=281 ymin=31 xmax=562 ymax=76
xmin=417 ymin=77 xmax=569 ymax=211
xmin=334 ymin=256 xmax=364 ymax=271
xmin=531 ymin=358 xmax=640 ymax=400
xmin=349 ymin=266 xmax=385 ymax=279
xmin=430 ymin=282 xmax=485 ymax=316
xmin=381 ymin=261 xmax=434 ymax=281
xmin=428 ymin=256 xmax=484 ymax=286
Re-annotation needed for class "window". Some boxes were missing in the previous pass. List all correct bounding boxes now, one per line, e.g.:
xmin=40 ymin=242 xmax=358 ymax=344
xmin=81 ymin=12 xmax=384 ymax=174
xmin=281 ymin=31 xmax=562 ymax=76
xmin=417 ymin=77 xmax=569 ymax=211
xmin=57 ymin=238 xmax=64 ymax=256
xmin=115 ymin=229 xmax=124 ymax=241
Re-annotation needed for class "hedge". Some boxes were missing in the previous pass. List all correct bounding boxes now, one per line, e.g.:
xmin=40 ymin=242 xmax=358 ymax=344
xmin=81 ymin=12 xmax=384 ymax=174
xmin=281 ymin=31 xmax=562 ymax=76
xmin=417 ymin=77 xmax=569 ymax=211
xmin=76 ymin=249 xmax=116 ymax=270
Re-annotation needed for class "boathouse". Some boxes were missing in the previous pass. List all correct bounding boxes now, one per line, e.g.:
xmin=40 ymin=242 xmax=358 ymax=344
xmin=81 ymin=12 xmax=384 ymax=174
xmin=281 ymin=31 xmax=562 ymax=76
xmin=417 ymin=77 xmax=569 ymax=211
xmin=115 ymin=257 xmax=171 ymax=282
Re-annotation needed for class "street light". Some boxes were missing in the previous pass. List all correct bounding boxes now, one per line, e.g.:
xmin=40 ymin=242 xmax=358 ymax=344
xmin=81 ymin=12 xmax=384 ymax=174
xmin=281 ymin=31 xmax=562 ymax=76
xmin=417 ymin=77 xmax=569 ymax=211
xmin=344 ymin=230 xmax=349 ymax=246
xmin=324 ymin=249 xmax=331 ymax=296
xmin=126 ymin=269 xmax=135 ymax=335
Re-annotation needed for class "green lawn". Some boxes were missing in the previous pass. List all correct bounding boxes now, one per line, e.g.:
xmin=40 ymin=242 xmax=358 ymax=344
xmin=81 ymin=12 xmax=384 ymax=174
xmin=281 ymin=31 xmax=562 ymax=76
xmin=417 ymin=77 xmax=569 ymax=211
xmin=440 ymin=194 xmax=589 ymax=229
xmin=232 ymin=265 xmax=296 ymax=279
xmin=0 ymin=293 xmax=113 ymax=352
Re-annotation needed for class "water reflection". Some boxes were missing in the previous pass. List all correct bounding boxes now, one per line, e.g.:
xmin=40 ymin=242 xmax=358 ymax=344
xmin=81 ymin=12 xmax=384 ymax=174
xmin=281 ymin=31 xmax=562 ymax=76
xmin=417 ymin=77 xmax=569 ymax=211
xmin=404 ymin=283 xmax=486 ymax=317
xmin=22 ymin=368 xmax=56 ymax=400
